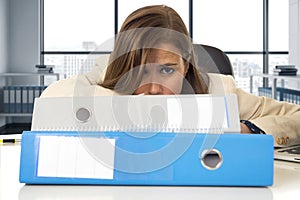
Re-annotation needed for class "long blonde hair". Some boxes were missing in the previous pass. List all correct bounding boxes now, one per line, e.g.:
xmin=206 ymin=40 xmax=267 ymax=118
xmin=100 ymin=5 xmax=208 ymax=94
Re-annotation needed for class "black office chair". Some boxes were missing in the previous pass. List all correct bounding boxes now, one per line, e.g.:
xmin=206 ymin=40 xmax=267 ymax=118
xmin=193 ymin=44 xmax=234 ymax=77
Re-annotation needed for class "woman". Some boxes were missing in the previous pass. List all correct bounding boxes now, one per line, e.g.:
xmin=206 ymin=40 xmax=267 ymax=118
xmin=41 ymin=5 xmax=300 ymax=147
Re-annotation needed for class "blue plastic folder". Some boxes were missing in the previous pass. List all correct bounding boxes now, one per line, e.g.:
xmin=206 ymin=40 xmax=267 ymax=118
xmin=19 ymin=131 xmax=274 ymax=186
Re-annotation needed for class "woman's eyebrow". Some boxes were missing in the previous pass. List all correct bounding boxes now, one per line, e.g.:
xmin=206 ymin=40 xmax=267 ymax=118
xmin=158 ymin=63 xmax=178 ymax=67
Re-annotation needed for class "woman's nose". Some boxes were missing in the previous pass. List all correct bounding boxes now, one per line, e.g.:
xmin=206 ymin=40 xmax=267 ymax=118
xmin=147 ymin=82 xmax=162 ymax=95
xmin=142 ymin=71 xmax=162 ymax=95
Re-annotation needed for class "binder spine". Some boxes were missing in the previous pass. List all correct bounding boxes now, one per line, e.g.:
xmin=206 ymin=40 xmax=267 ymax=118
xmin=9 ymin=86 xmax=15 ymax=113
xmin=2 ymin=85 xmax=48 ymax=113
xmin=3 ymin=86 xmax=9 ymax=113
xmin=21 ymin=86 xmax=28 ymax=113
xmin=15 ymin=86 xmax=22 ymax=113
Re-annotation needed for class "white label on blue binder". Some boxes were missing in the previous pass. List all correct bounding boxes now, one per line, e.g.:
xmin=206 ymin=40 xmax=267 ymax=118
xmin=37 ymin=136 xmax=115 ymax=179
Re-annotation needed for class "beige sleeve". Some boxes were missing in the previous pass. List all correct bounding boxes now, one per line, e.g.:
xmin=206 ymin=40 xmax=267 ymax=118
xmin=236 ymin=87 xmax=300 ymax=147
xmin=209 ymin=73 xmax=300 ymax=147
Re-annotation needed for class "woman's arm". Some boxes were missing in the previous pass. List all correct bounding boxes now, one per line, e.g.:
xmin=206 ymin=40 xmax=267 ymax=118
xmin=236 ymin=87 xmax=300 ymax=147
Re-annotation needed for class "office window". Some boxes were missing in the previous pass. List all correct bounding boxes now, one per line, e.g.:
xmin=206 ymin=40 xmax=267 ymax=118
xmin=269 ymin=0 xmax=288 ymax=52
xmin=43 ymin=0 xmax=114 ymax=78
xmin=229 ymin=54 xmax=263 ymax=94
xmin=268 ymin=0 xmax=289 ymax=75
xmin=44 ymin=0 xmax=114 ymax=51
xmin=193 ymin=0 xmax=263 ymax=92
xmin=193 ymin=0 xmax=262 ymax=51
xmin=118 ymin=0 xmax=190 ymax=32
xmin=42 ymin=0 xmax=289 ymax=88
xmin=193 ymin=0 xmax=289 ymax=92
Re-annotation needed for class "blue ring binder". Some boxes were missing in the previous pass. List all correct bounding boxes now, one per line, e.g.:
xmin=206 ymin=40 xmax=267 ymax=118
xmin=20 ymin=131 xmax=274 ymax=186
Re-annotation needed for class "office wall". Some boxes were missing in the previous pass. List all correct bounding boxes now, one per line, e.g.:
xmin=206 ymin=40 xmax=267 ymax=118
xmin=289 ymin=0 xmax=300 ymax=69
xmin=289 ymin=0 xmax=300 ymax=89
xmin=0 ymin=0 xmax=8 ymax=73
xmin=0 ymin=0 xmax=8 ymax=126
xmin=8 ymin=0 xmax=40 ymax=74
xmin=0 ymin=0 xmax=39 ymax=126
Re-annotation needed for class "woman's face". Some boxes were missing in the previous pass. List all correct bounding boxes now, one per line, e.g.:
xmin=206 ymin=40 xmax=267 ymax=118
xmin=133 ymin=46 xmax=188 ymax=95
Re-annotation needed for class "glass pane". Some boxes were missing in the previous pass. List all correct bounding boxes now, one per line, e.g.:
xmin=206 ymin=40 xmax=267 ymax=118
xmin=118 ymin=0 xmax=190 ymax=32
xmin=269 ymin=54 xmax=289 ymax=70
xmin=193 ymin=0 xmax=263 ymax=51
xmin=228 ymin=54 xmax=263 ymax=93
xmin=44 ymin=0 xmax=114 ymax=51
xmin=269 ymin=54 xmax=290 ymax=88
xmin=269 ymin=0 xmax=289 ymax=51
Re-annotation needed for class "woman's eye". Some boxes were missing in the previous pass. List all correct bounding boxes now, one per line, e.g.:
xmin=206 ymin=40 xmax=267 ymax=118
xmin=160 ymin=67 xmax=175 ymax=74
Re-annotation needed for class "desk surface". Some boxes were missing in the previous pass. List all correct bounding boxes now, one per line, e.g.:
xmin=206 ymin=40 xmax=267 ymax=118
xmin=1 ymin=143 xmax=300 ymax=200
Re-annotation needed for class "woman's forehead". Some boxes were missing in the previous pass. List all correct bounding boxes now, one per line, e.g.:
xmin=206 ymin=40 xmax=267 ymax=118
xmin=147 ymin=43 xmax=181 ymax=59
xmin=153 ymin=43 xmax=181 ymax=54
xmin=147 ymin=49 xmax=180 ymax=62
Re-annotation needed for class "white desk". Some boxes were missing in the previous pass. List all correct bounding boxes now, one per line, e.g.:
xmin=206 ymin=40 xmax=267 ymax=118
xmin=1 ymin=143 xmax=300 ymax=200
xmin=250 ymin=74 xmax=300 ymax=99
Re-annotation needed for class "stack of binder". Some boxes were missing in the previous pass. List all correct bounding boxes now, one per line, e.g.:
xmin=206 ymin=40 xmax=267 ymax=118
xmin=19 ymin=95 xmax=274 ymax=186
xmin=273 ymin=65 xmax=298 ymax=76
xmin=35 ymin=65 xmax=55 ymax=73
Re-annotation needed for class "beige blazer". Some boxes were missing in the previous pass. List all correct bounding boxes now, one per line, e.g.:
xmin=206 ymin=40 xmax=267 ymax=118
xmin=41 ymin=67 xmax=300 ymax=147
